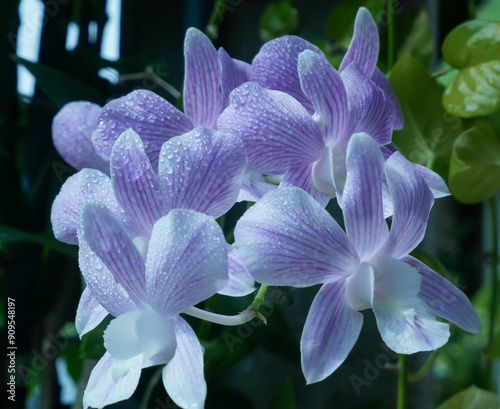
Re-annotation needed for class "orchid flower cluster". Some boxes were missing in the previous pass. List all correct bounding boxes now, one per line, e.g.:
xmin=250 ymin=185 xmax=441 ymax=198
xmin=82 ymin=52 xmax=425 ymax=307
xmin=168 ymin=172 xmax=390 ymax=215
xmin=50 ymin=8 xmax=480 ymax=409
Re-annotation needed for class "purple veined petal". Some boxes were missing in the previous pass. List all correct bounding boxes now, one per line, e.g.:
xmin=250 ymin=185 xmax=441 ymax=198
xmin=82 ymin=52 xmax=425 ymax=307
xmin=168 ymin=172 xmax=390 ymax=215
xmin=77 ymin=226 xmax=136 ymax=320
xmin=52 ymin=101 xmax=109 ymax=173
xmin=92 ymin=90 xmax=193 ymax=168
xmin=219 ymin=47 xmax=251 ymax=109
xmin=402 ymin=256 xmax=481 ymax=334
xmin=381 ymin=152 xmax=434 ymax=259
xmin=339 ymin=7 xmax=379 ymax=77
xmin=218 ymin=244 xmax=256 ymax=297
xmin=234 ymin=187 xmax=359 ymax=286
xmin=82 ymin=352 xmax=142 ymax=409
xmin=251 ymin=35 xmax=322 ymax=111
xmin=237 ymin=171 xmax=278 ymax=202
xmin=301 ymin=280 xmax=363 ymax=383
xmin=111 ymin=129 xmax=166 ymax=236
xmin=298 ymin=50 xmax=351 ymax=144
xmin=340 ymin=63 xmax=392 ymax=146
xmin=281 ymin=162 xmax=332 ymax=208
xmin=81 ymin=201 xmax=148 ymax=308
xmin=342 ymin=133 xmax=388 ymax=259
xmin=372 ymin=257 xmax=450 ymax=354
xmin=51 ymin=169 xmax=132 ymax=245
xmin=217 ymin=82 xmax=324 ymax=172
xmin=145 ymin=209 xmax=228 ymax=317
xmin=158 ymin=127 xmax=247 ymax=218
xmin=163 ymin=316 xmax=206 ymax=409
xmin=183 ymin=27 xmax=222 ymax=128
xmin=371 ymin=67 xmax=404 ymax=130
xmin=75 ymin=287 xmax=109 ymax=338
xmin=414 ymin=164 xmax=451 ymax=198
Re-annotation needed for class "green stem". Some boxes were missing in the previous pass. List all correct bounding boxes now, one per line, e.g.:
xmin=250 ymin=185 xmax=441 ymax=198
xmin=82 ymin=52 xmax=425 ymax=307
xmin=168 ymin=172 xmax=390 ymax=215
xmin=205 ymin=0 xmax=229 ymax=40
xmin=251 ymin=284 xmax=269 ymax=310
xmin=387 ymin=0 xmax=395 ymax=70
xmin=407 ymin=350 xmax=438 ymax=382
xmin=488 ymin=197 xmax=499 ymax=359
xmin=431 ymin=67 xmax=454 ymax=78
xmin=397 ymin=354 xmax=408 ymax=409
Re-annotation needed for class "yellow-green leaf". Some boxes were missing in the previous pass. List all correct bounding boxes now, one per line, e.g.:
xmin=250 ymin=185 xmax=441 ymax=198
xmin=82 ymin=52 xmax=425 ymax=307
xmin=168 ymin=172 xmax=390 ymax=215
xmin=443 ymin=60 xmax=500 ymax=118
xmin=442 ymin=20 xmax=500 ymax=117
xmin=436 ymin=385 xmax=499 ymax=409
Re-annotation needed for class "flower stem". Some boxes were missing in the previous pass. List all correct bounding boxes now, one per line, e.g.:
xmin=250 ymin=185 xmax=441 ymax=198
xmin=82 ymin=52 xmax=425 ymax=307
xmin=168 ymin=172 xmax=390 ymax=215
xmin=397 ymin=354 xmax=408 ymax=409
xmin=387 ymin=0 xmax=395 ymax=70
xmin=183 ymin=284 xmax=270 ymax=326
xmin=407 ymin=350 xmax=438 ymax=382
xmin=184 ymin=306 xmax=257 ymax=326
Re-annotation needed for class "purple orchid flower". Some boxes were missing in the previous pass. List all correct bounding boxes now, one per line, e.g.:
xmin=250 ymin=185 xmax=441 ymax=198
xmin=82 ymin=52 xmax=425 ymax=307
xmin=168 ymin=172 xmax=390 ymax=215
xmin=51 ymin=126 xmax=254 ymax=309
xmin=52 ymin=101 xmax=109 ymax=173
xmin=251 ymin=7 xmax=404 ymax=129
xmin=78 ymin=201 xmax=228 ymax=408
xmin=218 ymin=49 xmax=395 ymax=207
xmin=90 ymin=27 xmax=249 ymax=168
xmin=234 ymin=133 xmax=480 ymax=384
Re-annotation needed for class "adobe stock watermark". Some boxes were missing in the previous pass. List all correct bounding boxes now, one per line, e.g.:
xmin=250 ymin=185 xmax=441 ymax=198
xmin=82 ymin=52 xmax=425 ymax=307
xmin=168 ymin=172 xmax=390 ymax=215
xmin=16 ymin=331 xmax=69 ymax=387
xmin=408 ymin=111 xmax=461 ymax=166
xmin=223 ymin=287 xmax=290 ymax=353
xmin=349 ymin=282 xmax=461 ymax=395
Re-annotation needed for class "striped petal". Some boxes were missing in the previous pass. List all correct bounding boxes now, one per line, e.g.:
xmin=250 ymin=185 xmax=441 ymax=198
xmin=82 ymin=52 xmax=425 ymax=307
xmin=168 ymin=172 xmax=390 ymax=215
xmin=163 ymin=316 xmax=206 ymax=409
xmin=251 ymin=35 xmax=322 ymax=111
xmin=341 ymin=63 xmax=392 ymax=146
xmin=217 ymin=82 xmax=324 ymax=172
xmin=92 ymin=90 xmax=192 ymax=168
xmin=235 ymin=187 xmax=358 ymax=286
xmin=372 ymin=257 xmax=450 ymax=353
xmin=158 ymin=127 xmax=247 ymax=218
xmin=52 ymin=101 xmax=109 ymax=173
xmin=381 ymin=152 xmax=434 ymax=259
xmin=183 ymin=27 xmax=222 ymax=128
xmin=403 ymin=256 xmax=481 ymax=334
xmin=298 ymin=50 xmax=350 ymax=144
xmin=342 ymin=133 xmax=388 ymax=259
xmin=80 ymin=201 xmax=147 ymax=308
xmin=339 ymin=7 xmax=379 ymax=77
xmin=75 ymin=287 xmax=109 ymax=338
xmin=83 ymin=352 xmax=142 ymax=409
xmin=111 ymin=129 xmax=165 ymax=236
xmin=145 ymin=209 xmax=228 ymax=317
xmin=301 ymin=280 xmax=363 ymax=383
xmin=51 ymin=169 xmax=131 ymax=245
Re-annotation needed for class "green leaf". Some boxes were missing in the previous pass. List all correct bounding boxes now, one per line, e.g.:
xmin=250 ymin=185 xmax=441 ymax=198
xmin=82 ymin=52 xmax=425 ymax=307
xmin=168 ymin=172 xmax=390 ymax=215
xmin=395 ymin=8 xmax=433 ymax=67
xmin=326 ymin=0 xmax=385 ymax=46
xmin=436 ymin=385 xmax=499 ymax=409
xmin=443 ymin=61 xmax=500 ymax=118
xmin=388 ymin=53 xmax=463 ymax=178
xmin=448 ymin=124 xmax=500 ymax=203
xmin=268 ymin=379 xmax=296 ymax=409
xmin=259 ymin=1 xmax=299 ymax=42
xmin=12 ymin=55 xmax=106 ymax=108
xmin=0 ymin=225 xmax=78 ymax=258
xmin=442 ymin=21 xmax=500 ymax=117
